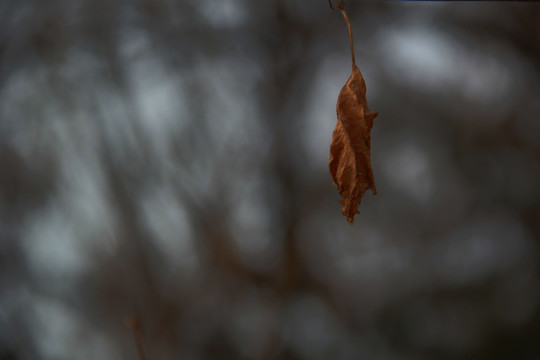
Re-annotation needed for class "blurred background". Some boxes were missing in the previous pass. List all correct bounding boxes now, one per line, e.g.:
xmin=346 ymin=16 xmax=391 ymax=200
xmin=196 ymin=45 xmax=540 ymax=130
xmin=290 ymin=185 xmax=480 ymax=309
xmin=1 ymin=0 xmax=540 ymax=359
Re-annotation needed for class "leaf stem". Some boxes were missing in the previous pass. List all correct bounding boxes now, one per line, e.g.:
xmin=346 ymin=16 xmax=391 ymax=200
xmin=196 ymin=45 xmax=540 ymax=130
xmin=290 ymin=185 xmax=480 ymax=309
xmin=337 ymin=2 xmax=356 ymax=68
xmin=127 ymin=317 xmax=148 ymax=360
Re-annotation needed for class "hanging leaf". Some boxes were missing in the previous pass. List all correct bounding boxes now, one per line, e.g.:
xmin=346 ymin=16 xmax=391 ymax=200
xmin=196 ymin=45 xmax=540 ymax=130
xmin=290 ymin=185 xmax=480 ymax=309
xmin=329 ymin=2 xmax=378 ymax=224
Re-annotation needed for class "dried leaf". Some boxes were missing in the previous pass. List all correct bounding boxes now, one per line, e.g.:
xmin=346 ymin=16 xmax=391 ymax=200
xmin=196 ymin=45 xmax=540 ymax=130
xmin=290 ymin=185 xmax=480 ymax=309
xmin=329 ymin=2 xmax=378 ymax=224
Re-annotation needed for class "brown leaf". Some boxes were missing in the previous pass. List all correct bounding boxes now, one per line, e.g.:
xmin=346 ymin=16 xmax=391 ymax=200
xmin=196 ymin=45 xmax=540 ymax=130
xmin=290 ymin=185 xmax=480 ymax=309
xmin=329 ymin=66 xmax=377 ymax=223
xmin=329 ymin=3 xmax=378 ymax=224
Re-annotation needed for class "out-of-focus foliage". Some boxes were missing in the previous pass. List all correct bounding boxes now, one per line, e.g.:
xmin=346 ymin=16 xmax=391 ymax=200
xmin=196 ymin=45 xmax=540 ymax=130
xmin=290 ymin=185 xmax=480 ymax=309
xmin=1 ymin=0 xmax=539 ymax=359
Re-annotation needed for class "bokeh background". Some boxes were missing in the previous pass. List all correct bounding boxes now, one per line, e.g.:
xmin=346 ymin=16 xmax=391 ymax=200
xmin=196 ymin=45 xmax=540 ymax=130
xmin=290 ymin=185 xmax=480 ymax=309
xmin=1 ymin=0 xmax=540 ymax=359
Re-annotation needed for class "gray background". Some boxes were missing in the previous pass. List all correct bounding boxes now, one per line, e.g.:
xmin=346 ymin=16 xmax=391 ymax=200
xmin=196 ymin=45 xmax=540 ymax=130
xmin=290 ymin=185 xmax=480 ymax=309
xmin=1 ymin=0 xmax=539 ymax=359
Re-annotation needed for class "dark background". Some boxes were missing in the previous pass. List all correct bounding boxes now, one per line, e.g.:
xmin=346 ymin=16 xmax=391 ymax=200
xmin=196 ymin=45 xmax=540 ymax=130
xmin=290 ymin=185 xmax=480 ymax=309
xmin=1 ymin=0 xmax=539 ymax=359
